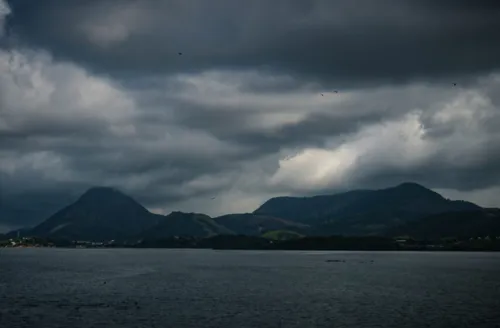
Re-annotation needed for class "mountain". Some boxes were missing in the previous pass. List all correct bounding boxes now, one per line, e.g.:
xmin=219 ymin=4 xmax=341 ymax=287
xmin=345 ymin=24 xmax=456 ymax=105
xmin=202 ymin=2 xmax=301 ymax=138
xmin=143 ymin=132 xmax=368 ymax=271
xmin=29 ymin=187 xmax=162 ymax=241
xmin=213 ymin=213 xmax=308 ymax=236
xmin=254 ymin=183 xmax=481 ymax=235
xmin=10 ymin=182 xmax=490 ymax=242
xmin=27 ymin=187 xmax=233 ymax=241
xmin=388 ymin=208 xmax=500 ymax=240
xmin=140 ymin=211 xmax=233 ymax=239
xmin=254 ymin=190 xmax=371 ymax=223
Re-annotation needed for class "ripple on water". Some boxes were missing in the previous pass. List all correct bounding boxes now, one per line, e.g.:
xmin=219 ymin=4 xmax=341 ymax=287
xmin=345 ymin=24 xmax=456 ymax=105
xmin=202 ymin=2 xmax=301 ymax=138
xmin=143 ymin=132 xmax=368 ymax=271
xmin=0 ymin=249 xmax=499 ymax=328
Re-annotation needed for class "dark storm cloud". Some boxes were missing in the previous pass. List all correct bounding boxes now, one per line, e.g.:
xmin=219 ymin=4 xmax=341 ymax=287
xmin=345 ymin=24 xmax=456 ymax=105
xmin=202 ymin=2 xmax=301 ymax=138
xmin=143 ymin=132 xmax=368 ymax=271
xmin=202 ymin=110 xmax=393 ymax=153
xmin=4 ymin=0 xmax=500 ymax=85
xmin=133 ymin=77 xmax=404 ymax=157
xmin=2 ymin=0 xmax=500 ymax=229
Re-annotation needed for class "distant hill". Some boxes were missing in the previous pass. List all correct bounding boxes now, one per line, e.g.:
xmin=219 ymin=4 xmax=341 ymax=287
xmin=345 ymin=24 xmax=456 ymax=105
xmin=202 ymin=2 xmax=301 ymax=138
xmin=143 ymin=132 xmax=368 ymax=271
xmin=29 ymin=187 xmax=162 ymax=241
xmin=254 ymin=189 xmax=371 ymax=223
xmin=8 ymin=182 xmax=492 ymax=242
xmin=140 ymin=211 xmax=233 ymax=239
xmin=387 ymin=208 xmax=500 ymax=240
xmin=254 ymin=182 xmax=481 ymax=235
xmin=213 ymin=213 xmax=308 ymax=236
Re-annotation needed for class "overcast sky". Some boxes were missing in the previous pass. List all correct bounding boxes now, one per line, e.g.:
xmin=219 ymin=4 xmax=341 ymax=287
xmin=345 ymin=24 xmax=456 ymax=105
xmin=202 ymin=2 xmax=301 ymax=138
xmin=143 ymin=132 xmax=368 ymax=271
xmin=1 ymin=0 xmax=500 ymax=230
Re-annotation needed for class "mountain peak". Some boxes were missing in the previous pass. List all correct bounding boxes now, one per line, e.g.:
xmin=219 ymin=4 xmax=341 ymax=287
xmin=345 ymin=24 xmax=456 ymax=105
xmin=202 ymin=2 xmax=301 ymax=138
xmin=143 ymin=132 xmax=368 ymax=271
xmin=73 ymin=186 xmax=150 ymax=216
xmin=81 ymin=186 xmax=122 ymax=196
xmin=383 ymin=182 xmax=445 ymax=202
xmin=389 ymin=182 xmax=442 ymax=196
xmin=78 ymin=186 xmax=134 ymax=203
xmin=254 ymin=182 xmax=481 ymax=231
xmin=30 ymin=186 xmax=156 ymax=240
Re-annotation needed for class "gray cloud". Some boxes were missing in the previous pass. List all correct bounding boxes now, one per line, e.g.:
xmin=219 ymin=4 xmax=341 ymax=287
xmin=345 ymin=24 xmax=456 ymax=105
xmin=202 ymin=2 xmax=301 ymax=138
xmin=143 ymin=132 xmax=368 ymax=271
xmin=1 ymin=1 xmax=500 ymax=229
xmin=4 ymin=0 xmax=500 ymax=85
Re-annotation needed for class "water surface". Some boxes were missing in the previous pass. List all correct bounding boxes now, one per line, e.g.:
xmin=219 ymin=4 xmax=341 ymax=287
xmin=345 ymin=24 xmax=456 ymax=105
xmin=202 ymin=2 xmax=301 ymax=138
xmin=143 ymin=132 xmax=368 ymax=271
xmin=1 ymin=249 xmax=499 ymax=327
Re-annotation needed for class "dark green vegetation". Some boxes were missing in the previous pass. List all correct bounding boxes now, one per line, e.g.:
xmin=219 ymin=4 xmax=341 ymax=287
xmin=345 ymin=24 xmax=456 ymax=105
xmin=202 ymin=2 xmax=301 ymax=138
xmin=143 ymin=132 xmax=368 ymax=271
xmin=5 ymin=234 xmax=500 ymax=251
xmin=255 ymin=182 xmax=480 ymax=235
xmin=2 ymin=182 xmax=499 ymax=250
xmin=140 ymin=212 xmax=233 ymax=239
xmin=261 ymin=230 xmax=304 ymax=241
xmin=213 ymin=214 xmax=307 ymax=236
xmin=388 ymin=208 xmax=500 ymax=240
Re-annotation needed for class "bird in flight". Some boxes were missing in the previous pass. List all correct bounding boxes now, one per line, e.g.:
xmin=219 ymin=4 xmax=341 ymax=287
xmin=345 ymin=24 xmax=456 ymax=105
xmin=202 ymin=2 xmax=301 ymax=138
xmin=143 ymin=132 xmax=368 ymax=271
xmin=321 ymin=93 xmax=324 ymax=96
xmin=334 ymin=90 xmax=338 ymax=93
xmin=211 ymin=196 xmax=216 ymax=200
xmin=452 ymin=83 xmax=457 ymax=86
xmin=178 ymin=52 xmax=183 ymax=56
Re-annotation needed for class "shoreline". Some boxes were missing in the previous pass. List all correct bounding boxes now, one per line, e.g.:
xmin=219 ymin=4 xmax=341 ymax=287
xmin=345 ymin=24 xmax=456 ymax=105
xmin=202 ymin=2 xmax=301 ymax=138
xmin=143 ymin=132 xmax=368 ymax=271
xmin=2 ymin=245 xmax=499 ymax=252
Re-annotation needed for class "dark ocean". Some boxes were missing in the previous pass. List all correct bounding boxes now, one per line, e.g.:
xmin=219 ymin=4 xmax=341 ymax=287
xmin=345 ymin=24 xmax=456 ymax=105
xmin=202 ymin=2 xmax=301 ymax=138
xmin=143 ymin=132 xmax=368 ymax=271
xmin=1 ymin=248 xmax=499 ymax=328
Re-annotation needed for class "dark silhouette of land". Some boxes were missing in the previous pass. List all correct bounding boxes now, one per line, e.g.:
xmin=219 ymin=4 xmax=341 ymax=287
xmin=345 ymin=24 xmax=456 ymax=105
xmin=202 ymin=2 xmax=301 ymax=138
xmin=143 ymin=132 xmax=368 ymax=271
xmin=2 ymin=182 xmax=499 ymax=251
